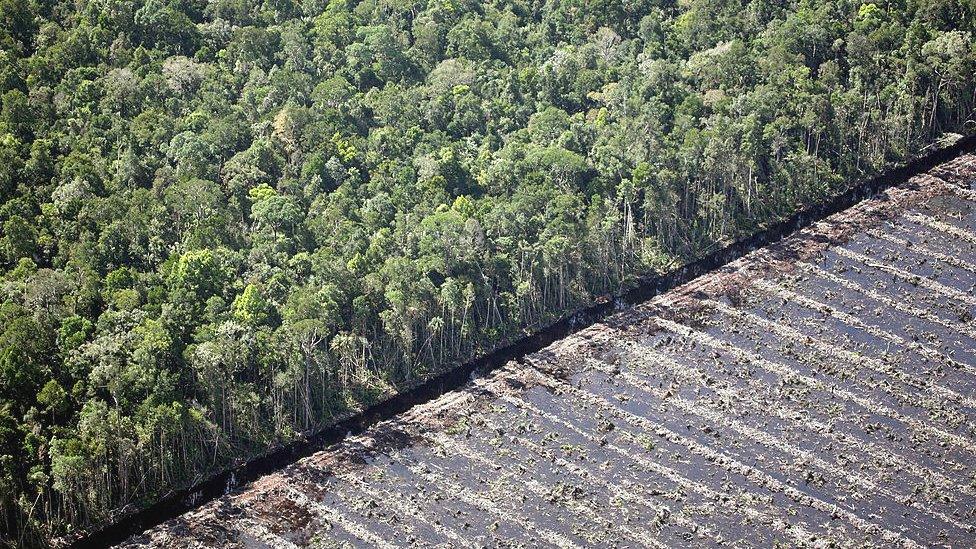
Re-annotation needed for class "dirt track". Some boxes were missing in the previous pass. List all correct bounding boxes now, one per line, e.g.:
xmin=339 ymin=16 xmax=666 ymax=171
xmin=120 ymin=154 xmax=976 ymax=548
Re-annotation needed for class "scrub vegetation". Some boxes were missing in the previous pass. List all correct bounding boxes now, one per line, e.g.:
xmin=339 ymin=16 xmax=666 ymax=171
xmin=0 ymin=0 xmax=974 ymax=543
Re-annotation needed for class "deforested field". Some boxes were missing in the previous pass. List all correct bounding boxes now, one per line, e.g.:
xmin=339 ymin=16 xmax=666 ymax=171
xmin=119 ymin=155 xmax=976 ymax=548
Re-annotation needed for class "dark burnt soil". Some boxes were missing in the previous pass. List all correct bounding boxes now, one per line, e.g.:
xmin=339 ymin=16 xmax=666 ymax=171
xmin=118 ymin=154 xmax=976 ymax=548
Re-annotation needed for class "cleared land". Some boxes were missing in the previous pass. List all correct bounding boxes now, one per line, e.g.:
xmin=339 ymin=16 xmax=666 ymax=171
xmin=120 ymin=155 xmax=976 ymax=548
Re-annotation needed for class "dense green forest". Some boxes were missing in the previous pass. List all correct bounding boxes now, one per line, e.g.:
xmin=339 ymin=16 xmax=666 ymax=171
xmin=0 ymin=0 xmax=973 ymax=543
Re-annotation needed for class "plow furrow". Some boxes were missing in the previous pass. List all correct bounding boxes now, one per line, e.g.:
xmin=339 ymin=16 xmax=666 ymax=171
xmin=496 ymin=389 xmax=833 ymax=546
xmin=831 ymin=246 xmax=976 ymax=309
xmin=283 ymin=486 xmax=402 ymax=549
xmin=867 ymin=227 xmax=976 ymax=276
xmin=511 ymin=367 xmax=915 ymax=548
xmin=903 ymin=212 xmax=976 ymax=248
xmin=581 ymin=355 xmax=976 ymax=535
xmin=470 ymin=404 xmax=706 ymax=543
xmin=654 ymin=317 xmax=976 ymax=455
xmin=376 ymin=442 xmax=587 ymax=549
xmin=797 ymin=263 xmax=976 ymax=343
xmin=425 ymin=429 xmax=668 ymax=548
xmin=338 ymin=467 xmax=471 ymax=546
xmin=706 ymin=293 xmax=976 ymax=413
xmin=622 ymin=342 xmax=976 ymax=502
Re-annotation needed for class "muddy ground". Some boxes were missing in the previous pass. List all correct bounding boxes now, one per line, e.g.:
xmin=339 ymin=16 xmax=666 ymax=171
xmin=119 ymin=154 xmax=976 ymax=548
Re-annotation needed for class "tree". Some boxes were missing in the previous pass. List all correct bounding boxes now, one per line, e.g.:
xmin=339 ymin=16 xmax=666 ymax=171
xmin=168 ymin=248 xmax=233 ymax=310
xmin=249 ymin=185 xmax=303 ymax=239
xmin=0 ymin=311 xmax=48 ymax=413
xmin=232 ymin=284 xmax=268 ymax=325
xmin=0 ymin=90 xmax=32 ymax=140
xmin=36 ymin=380 xmax=69 ymax=423
xmin=1 ymin=216 xmax=37 ymax=264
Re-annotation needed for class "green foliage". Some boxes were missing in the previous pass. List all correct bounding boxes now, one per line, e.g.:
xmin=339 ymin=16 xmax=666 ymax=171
xmin=232 ymin=284 xmax=269 ymax=325
xmin=104 ymin=267 xmax=135 ymax=294
xmin=169 ymin=248 xmax=231 ymax=300
xmin=58 ymin=316 xmax=93 ymax=353
xmin=37 ymin=380 xmax=69 ymax=418
xmin=2 ymin=215 xmax=37 ymax=263
xmin=248 ymin=183 xmax=278 ymax=203
xmin=331 ymin=132 xmax=358 ymax=163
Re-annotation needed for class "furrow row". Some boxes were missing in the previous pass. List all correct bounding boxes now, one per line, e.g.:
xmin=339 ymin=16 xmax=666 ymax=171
xmin=425 ymin=429 xmax=668 ymax=548
xmin=499 ymin=386 xmax=831 ymax=547
xmin=582 ymin=356 xmax=976 ymax=534
xmin=516 ymin=364 xmax=922 ymax=548
xmin=284 ymin=486 xmax=402 ymax=549
xmin=620 ymin=342 xmax=976 ymax=500
xmin=797 ymin=263 xmax=976 ymax=342
xmin=706 ymin=294 xmax=976 ymax=412
xmin=387 ymin=451 xmax=586 ymax=548
xmin=832 ymin=246 xmax=976 ymax=308
xmin=654 ymin=317 xmax=976 ymax=454
xmin=904 ymin=212 xmax=976 ymax=248
xmin=867 ymin=228 xmax=976 ymax=276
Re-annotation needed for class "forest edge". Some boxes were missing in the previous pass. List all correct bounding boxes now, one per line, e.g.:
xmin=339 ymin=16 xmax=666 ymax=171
xmin=58 ymin=132 xmax=976 ymax=549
